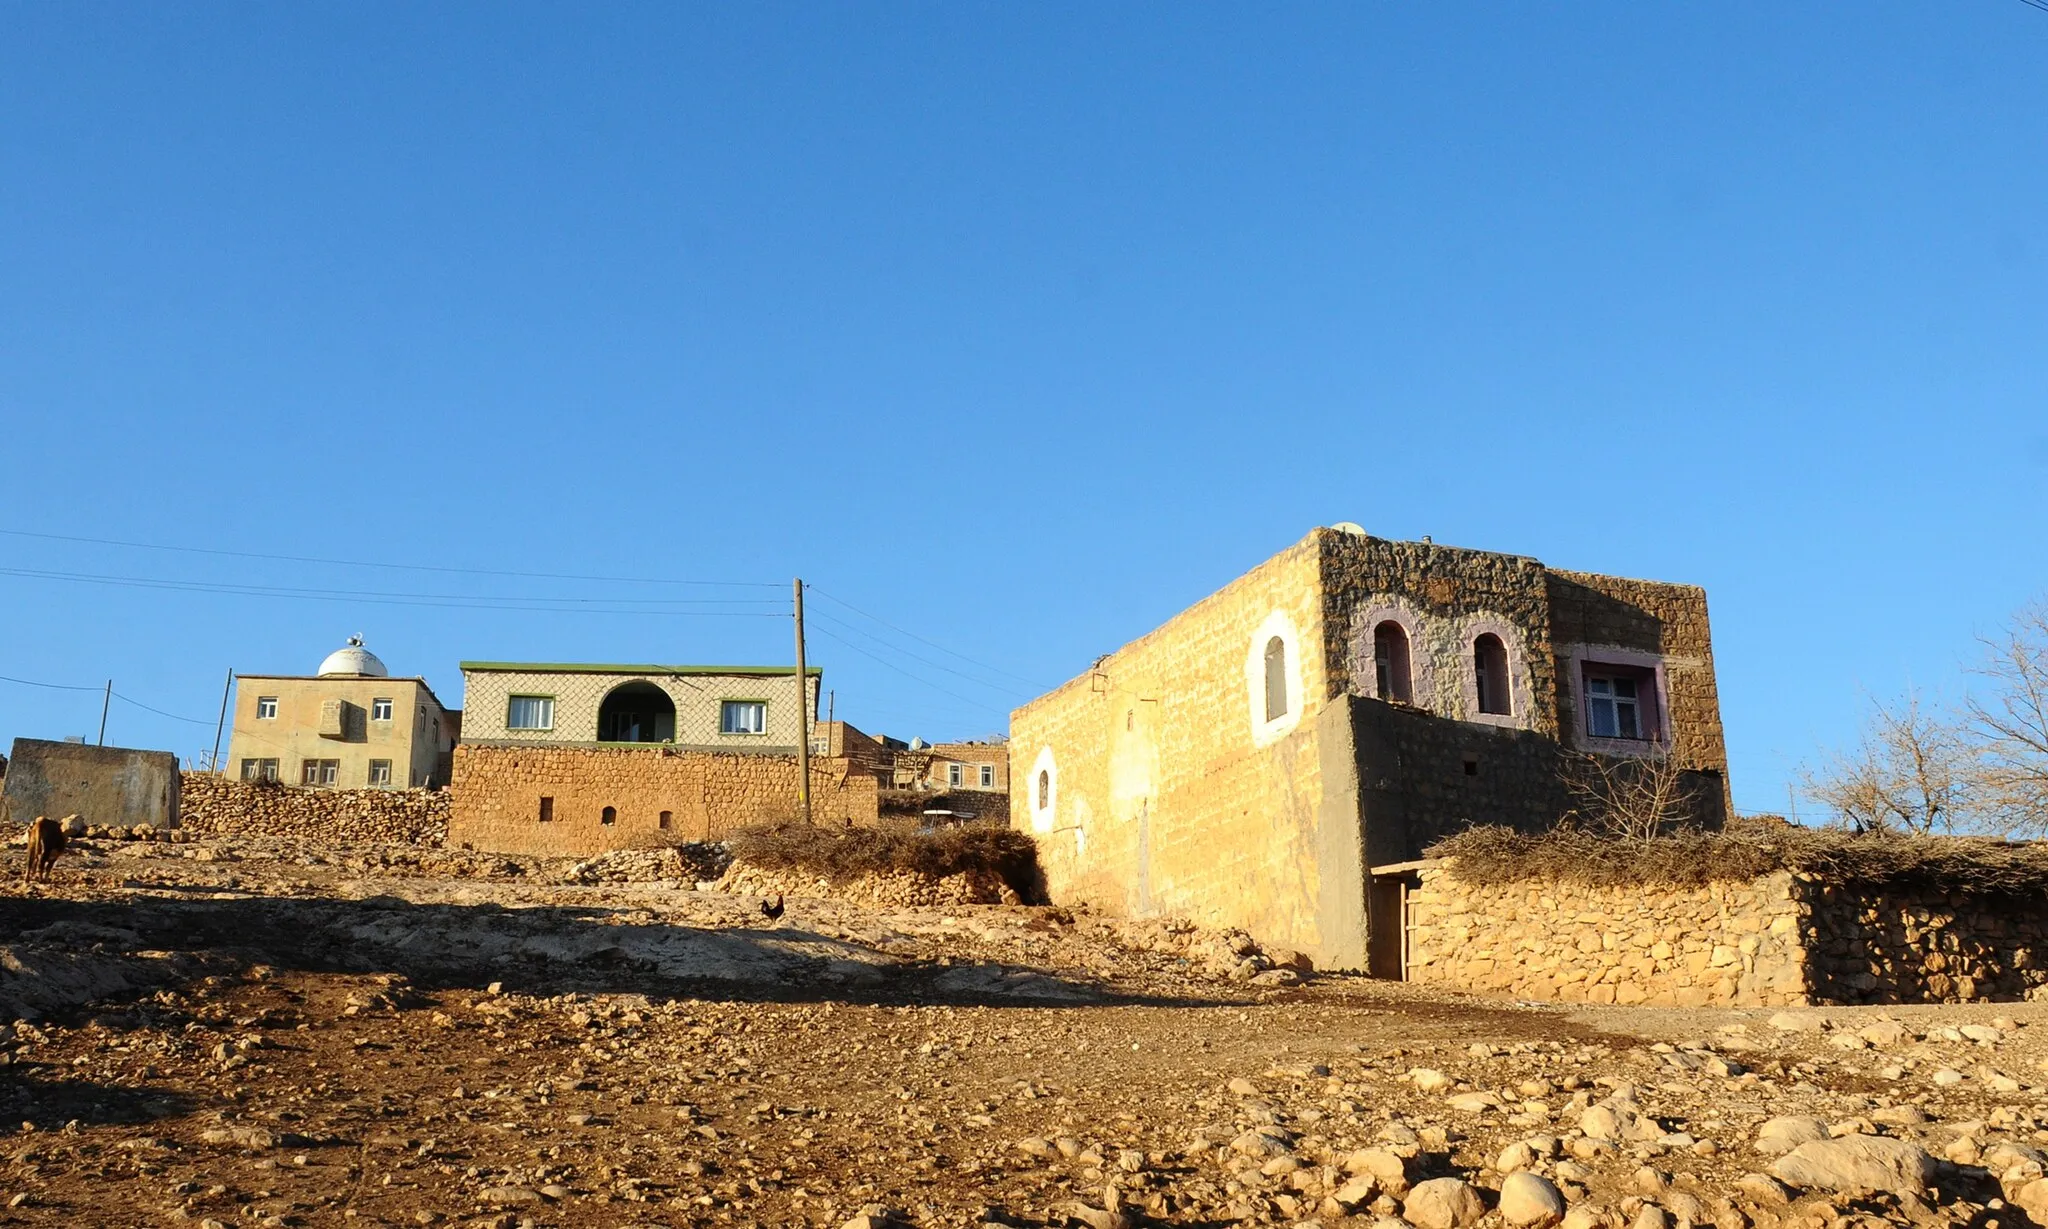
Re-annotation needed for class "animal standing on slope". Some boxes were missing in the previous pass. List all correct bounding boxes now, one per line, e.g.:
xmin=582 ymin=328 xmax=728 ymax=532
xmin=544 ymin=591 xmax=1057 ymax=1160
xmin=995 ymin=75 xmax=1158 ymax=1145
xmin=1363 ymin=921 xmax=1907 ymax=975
xmin=760 ymin=894 xmax=785 ymax=922
xmin=22 ymin=816 xmax=65 ymax=884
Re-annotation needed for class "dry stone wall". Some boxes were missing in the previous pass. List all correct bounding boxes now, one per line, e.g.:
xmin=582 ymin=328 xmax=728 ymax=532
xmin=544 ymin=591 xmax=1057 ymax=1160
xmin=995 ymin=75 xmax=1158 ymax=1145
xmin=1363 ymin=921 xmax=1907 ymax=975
xmin=1405 ymin=862 xmax=1811 ymax=1007
xmin=1802 ymin=882 xmax=2048 ymax=1004
xmin=180 ymin=775 xmax=448 ymax=845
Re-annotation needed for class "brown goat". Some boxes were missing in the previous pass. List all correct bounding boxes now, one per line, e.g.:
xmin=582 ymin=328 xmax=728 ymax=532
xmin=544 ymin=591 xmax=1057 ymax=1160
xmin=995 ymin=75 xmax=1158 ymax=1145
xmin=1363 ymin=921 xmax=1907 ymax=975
xmin=22 ymin=816 xmax=65 ymax=884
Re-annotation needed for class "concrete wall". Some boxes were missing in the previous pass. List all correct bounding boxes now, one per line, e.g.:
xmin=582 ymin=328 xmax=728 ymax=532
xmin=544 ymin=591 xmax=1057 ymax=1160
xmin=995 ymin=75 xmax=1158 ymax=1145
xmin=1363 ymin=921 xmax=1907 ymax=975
xmin=1010 ymin=535 xmax=1336 ymax=961
xmin=460 ymin=667 xmax=820 ymax=751
xmin=446 ymin=742 xmax=877 ymax=856
xmin=1 ymin=739 xmax=180 ymax=828
xmin=226 ymin=676 xmax=455 ymax=788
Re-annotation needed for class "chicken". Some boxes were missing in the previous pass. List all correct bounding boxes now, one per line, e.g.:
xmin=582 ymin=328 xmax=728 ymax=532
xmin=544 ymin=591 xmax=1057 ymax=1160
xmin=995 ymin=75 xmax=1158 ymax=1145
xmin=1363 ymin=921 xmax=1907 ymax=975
xmin=760 ymin=893 xmax=785 ymax=921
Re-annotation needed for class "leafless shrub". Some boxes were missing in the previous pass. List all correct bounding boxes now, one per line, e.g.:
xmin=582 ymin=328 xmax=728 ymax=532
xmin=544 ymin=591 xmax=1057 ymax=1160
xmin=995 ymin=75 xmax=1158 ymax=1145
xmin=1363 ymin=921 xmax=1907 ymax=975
xmin=725 ymin=821 xmax=1046 ymax=902
xmin=1428 ymin=818 xmax=2048 ymax=896
xmin=1803 ymin=687 xmax=1980 ymax=835
xmin=1559 ymin=750 xmax=1706 ymax=842
xmin=1967 ymin=600 xmax=2048 ymax=836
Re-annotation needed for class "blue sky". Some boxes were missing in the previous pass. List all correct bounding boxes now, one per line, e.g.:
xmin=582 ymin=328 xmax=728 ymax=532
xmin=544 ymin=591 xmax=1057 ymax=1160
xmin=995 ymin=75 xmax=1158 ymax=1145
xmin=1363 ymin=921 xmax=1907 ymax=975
xmin=2 ymin=3 xmax=2044 ymax=817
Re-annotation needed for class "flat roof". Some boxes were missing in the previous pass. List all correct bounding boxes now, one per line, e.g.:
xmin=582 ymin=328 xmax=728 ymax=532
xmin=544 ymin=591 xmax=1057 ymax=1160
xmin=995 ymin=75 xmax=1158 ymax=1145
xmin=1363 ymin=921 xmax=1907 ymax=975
xmin=232 ymin=674 xmax=456 ymax=713
xmin=460 ymin=662 xmax=822 ymax=677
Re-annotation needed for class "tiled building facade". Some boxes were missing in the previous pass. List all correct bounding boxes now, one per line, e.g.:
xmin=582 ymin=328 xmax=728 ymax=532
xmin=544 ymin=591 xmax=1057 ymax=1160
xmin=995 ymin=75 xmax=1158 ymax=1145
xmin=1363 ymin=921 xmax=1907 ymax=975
xmin=1009 ymin=526 xmax=1729 ymax=973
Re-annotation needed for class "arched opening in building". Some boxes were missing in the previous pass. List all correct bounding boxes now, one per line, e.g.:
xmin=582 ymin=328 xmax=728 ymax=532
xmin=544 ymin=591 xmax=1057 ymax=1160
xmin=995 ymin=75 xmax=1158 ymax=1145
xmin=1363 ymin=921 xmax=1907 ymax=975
xmin=1373 ymin=621 xmax=1413 ymax=704
xmin=601 ymin=805 xmax=617 ymax=825
xmin=1263 ymin=635 xmax=1288 ymax=722
xmin=597 ymin=681 xmax=675 ymax=743
xmin=1474 ymin=633 xmax=1511 ymax=716
xmin=1038 ymin=769 xmax=1051 ymax=810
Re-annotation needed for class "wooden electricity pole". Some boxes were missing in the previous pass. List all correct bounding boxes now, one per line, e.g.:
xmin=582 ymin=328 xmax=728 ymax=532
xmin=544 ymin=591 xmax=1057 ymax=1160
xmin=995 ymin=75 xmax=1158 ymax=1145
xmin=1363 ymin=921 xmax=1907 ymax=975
xmin=793 ymin=578 xmax=813 ymax=825
xmin=98 ymin=680 xmax=112 ymax=746
xmin=210 ymin=668 xmax=234 ymax=773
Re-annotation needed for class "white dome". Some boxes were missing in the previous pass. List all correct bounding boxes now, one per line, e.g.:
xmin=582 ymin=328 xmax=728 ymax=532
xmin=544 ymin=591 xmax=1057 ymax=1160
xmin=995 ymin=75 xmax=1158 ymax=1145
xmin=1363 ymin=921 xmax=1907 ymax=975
xmin=318 ymin=637 xmax=389 ymax=678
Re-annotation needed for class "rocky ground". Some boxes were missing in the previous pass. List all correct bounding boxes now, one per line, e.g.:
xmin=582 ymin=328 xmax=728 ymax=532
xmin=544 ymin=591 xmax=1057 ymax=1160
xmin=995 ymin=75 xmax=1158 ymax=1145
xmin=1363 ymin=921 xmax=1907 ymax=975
xmin=3 ymin=834 xmax=2048 ymax=1229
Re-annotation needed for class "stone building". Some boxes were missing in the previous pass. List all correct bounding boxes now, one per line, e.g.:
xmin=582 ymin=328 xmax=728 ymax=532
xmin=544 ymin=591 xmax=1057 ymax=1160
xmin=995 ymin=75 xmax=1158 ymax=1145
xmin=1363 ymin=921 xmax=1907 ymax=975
xmin=447 ymin=661 xmax=880 ymax=855
xmin=226 ymin=639 xmax=461 ymax=790
xmin=1009 ymin=525 xmax=1729 ymax=974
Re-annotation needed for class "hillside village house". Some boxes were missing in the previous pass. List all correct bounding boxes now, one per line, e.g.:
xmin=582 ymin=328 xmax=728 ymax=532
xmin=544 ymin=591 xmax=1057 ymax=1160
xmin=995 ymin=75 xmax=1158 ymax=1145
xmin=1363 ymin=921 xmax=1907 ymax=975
xmin=225 ymin=639 xmax=461 ymax=789
xmin=1009 ymin=525 xmax=1729 ymax=975
xmin=447 ymin=661 xmax=879 ymax=854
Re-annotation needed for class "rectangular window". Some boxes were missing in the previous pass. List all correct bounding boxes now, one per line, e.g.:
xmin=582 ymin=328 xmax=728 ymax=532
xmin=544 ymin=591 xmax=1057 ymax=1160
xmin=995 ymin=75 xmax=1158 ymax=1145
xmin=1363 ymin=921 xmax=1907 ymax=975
xmin=367 ymin=759 xmax=392 ymax=787
xmin=371 ymin=697 xmax=394 ymax=722
xmin=979 ymin=764 xmax=995 ymax=788
xmin=948 ymin=763 xmax=964 ymax=788
xmin=506 ymin=695 xmax=555 ymax=731
xmin=240 ymin=758 xmax=279 ymax=782
xmin=538 ymin=796 xmax=554 ymax=823
xmin=1585 ymin=673 xmax=1644 ymax=740
xmin=256 ymin=696 xmax=278 ymax=720
xmin=300 ymin=759 xmax=339 ymax=787
xmin=719 ymin=700 xmax=767 ymax=735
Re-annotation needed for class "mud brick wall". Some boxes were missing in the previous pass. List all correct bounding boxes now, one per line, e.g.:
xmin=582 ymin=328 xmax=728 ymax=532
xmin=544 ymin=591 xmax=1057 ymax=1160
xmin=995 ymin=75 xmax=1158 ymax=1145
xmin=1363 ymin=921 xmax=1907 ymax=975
xmin=447 ymin=743 xmax=879 ymax=857
xmin=180 ymin=775 xmax=448 ymax=845
xmin=1405 ymin=863 xmax=1810 ymax=1007
xmin=1801 ymin=882 xmax=2048 ymax=1004
xmin=1010 ymin=536 xmax=1333 ymax=958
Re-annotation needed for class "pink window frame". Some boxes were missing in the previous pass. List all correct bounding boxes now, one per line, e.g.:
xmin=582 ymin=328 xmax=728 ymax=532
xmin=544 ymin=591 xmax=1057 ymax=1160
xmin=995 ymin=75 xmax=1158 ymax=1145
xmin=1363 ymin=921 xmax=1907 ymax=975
xmin=1560 ymin=644 xmax=1670 ymax=756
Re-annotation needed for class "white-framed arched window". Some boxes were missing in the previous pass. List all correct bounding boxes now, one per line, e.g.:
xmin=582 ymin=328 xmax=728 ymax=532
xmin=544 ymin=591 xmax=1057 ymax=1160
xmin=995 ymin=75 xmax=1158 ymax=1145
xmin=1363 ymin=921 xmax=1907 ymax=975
xmin=1029 ymin=745 xmax=1058 ymax=833
xmin=1245 ymin=610 xmax=1304 ymax=746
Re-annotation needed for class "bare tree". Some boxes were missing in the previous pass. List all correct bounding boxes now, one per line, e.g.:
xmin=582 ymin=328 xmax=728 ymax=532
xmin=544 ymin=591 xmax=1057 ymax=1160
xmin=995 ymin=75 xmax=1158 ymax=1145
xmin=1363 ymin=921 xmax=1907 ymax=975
xmin=1966 ymin=601 xmax=2048 ymax=835
xmin=1803 ymin=687 xmax=1979 ymax=835
xmin=1560 ymin=750 xmax=1704 ymax=843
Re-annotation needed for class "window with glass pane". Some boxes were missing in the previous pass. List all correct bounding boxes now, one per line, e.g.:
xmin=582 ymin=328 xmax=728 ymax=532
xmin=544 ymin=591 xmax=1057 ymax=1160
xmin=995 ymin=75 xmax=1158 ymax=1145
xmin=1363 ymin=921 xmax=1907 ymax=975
xmin=372 ymin=698 xmax=394 ymax=722
xmin=301 ymin=759 xmax=339 ymax=786
xmin=256 ymin=696 xmax=278 ymax=719
xmin=368 ymin=759 xmax=392 ymax=787
xmin=979 ymin=765 xmax=995 ymax=788
xmin=948 ymin=763 xmax=964 ymax=787
xmin=720 ymin=700 xmax=766 ymax=735
xmin=506 ymin=695 xmax=554 ymax=730
xmin=1585 ymin=674 xmax=1642 ymax=740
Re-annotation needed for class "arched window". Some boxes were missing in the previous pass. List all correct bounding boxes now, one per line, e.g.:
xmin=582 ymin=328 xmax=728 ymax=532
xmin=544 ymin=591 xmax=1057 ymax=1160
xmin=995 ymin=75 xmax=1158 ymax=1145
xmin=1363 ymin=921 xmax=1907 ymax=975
xmin=598 ymin=681 xmax=676 ymax=743
xmin=1262 ymin=635 xmax=1288 ymax=722
xmin=600 ymin=805 xmax=616 ymax=826
xmin=1373 ymin=621 xmax=1413 ymax=704
xmin=1037 ymin=769 xmax=1050 ymax=810
xmin=1474 ymin=633 xmax=1511 ymax=716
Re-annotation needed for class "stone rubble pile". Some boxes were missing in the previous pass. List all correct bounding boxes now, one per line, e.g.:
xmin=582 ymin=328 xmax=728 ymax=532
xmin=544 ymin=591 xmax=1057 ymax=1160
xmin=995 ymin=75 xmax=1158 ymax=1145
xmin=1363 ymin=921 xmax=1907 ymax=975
xmin=557 ymin=843 xmax=732 ymax=886
xmin=716 ymin=858 xmax=1024 ymax=907
xmin=180 ymin=775 xmax=448 ymax=846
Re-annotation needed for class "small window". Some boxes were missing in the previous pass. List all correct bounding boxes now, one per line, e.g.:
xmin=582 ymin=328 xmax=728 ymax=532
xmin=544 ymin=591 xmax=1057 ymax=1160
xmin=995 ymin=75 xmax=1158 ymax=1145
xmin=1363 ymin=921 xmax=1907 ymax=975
xmin=948 ymin=763 xmax=964 ymax=788
xmin=1474 ymin=634 xmax=1511 ymax=716
xmin=1038 ymin=769 xmax=1050 ymax=809
xmin=1586 ymin=673 xmax=1645 ymax=740
xmin=367 ymin=759 xmax=392 ymax=787
xmin=720 ymin=700 xmax=767 ymax=735
xmin=658 ymin=810 xmax=672 ymax=830
xmin=978 ymin=764 xmax=995 ymax=789
xmin=538 ymin=796 xmax=554 ymax=823
xmin=1373 ymin=621 xmax=1413 ymax=704
xmin=300 ymin=759 xmax=339 ymax=787
xmin=1263 ymin=636 xmax=1288 ymax=722
xmin=1463 ymin=753 xmax=1480 ymax=777
xmin=240 ymin=758 xmax=279 ymax=782
xmin=601 ymin=805 xmax=617 ymax=826
xmin=506 ymin=695 xmax=555 ymax=731
xmin=256 ymin=696 xmax=278 ymax=720
xmin=371 ymin=697 xmax=394 ymax=722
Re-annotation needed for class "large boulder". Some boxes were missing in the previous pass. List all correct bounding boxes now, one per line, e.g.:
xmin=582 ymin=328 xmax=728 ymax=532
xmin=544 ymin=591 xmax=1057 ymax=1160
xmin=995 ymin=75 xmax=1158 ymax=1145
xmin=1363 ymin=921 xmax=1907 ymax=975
xmin=1769 ymin=1135 xmax=1939 ymax=1197
xmin=1498 ymin=1173 xmax=1566 ymax=1227
xmin=1754 ymin=1116 xmax=1830 ymax=1155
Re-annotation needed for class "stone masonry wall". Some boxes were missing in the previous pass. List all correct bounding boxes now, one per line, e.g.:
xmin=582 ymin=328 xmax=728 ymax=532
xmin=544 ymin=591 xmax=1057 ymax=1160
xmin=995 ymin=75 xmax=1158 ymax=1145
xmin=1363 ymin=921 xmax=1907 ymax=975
xmin=180 ymin=775 xmax=449 ymax=845
xmin=1010 ymin=535 xmax=1333 ymax=960
xmin=447 ymin=743 xmax=879 ymax=857
xmin=1405 ymin=862 xmax=1810 ymax=1007
xmin=1802 ymin=882 xmax=2048 ymax=1004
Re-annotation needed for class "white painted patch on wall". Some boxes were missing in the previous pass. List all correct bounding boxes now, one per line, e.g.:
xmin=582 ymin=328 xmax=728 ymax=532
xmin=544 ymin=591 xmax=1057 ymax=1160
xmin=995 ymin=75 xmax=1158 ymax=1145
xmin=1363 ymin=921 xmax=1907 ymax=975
xmin=1245 ymin=609 xmax=1304 ymax=747
xmin=1029 ymin=745 xmax=1058 ymax=833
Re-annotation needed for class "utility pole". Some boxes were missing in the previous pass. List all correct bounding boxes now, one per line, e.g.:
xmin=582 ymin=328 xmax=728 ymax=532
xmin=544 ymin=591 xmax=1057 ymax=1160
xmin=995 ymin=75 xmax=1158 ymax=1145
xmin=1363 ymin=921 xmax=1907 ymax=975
xmin=98 ymin=680 xmax=112 ymax=746
xmin=210 ymin=668 xmax=234 ymax=773
xmin=793 ymin=578 xmax=813 ymax=825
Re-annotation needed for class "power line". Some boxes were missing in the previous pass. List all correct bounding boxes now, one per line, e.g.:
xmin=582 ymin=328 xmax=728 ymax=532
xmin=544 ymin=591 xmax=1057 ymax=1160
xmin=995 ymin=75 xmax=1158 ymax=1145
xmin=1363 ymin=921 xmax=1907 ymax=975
xmin=807 ymin=610 xmax=1032 ymax=697
xmin=0 ymin=672 xmax=103 ymax=692
xmin=0 ymin=527 xmax=781 ymax=588
xmin=805 ymin=584 xmax=1057 ymax=691
xmin=112 ymin=692 xmax=215 ymax=726
xmin=0 ymin=566 xmax=783 ymax=606
xmin=807 ymin=625 xmax=1007 ymax=713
